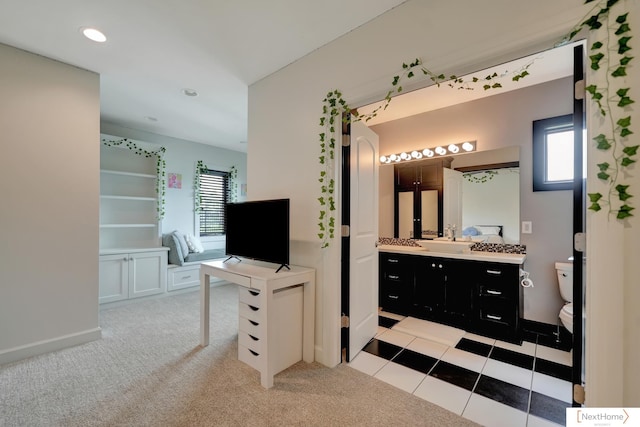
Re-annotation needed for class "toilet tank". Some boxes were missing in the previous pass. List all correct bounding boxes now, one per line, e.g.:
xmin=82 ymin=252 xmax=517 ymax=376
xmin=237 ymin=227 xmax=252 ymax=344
xmin=555 ymin=262 xmax=573 ymax=302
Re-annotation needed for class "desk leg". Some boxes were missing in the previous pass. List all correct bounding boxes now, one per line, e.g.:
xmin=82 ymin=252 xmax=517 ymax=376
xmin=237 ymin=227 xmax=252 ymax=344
xmin=200 ymin=271 xmax=210 ymax=346
xmin=302 ymin=279 xmax=315 ymax=363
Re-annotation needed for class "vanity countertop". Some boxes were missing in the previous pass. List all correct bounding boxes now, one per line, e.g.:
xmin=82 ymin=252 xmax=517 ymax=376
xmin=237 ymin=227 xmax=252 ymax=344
xmin=378 ymin=244 xmax=526 ymax=265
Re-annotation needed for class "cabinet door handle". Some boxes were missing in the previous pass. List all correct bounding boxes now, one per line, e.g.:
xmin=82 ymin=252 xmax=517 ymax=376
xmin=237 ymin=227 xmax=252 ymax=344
xmin=486 ymin=289 xmax=502 ymax=296
xmin=248 ymin=305 xmax=259 ymax=311
xmin=388 ymin=259 xmax=399 ymax=263
xmin=249 ymin=320 xmax=259 ymax=326
xmin=249 ymin=334 xmax=259 ymax=341
xmin=388 ymin=295 xmax=399 ymax=300
xmin=249 ymin=349 xmax=259 ymax=356
xmin=486 ymin=314 xmax=502 ymax=321
xmin=181 ymin=276 xmax=191 ymax=280
xmin=123 ymin=257 xmax=128 ymax=261
xmin=388 ymin=275 xmax=400 ymax=280
xmin=249 ymin=290 xmax=260 ymax=296
xmin=486 ymin=269 xmax=502 ymax=275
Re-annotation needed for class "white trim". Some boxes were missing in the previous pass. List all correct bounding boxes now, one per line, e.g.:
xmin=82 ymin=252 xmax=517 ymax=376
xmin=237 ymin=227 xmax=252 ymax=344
xmin=0 ymin=328 xmax=102 ymax=365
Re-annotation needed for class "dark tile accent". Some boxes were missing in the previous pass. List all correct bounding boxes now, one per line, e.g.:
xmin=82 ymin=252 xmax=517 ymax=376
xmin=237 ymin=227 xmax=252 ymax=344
xmin=489 ymin=346 xmax=534 ymax=370
xmin=535 ymin=358 xmax=572 ymax=382
xmin=362 ymin=339 xmax=403 ymax=360
xmin=474 ymin=375 xmax=530 ymax=412
xmin=455 ymin=338 xmax=492 ymax=357
xmin=536 ymin=331 xmax=572 ymax=351
xmin=521 ymin=318 xmax=572 ymax=351
xmin=529 ymin=390 xmax=571 ymax=425
xmin=429 ymin=361 xmax=479 ymax=391
xmin=379 ymin=316 xmax=399 ymax=329
xmin=393 ymin=349 xmax=438 ymax=375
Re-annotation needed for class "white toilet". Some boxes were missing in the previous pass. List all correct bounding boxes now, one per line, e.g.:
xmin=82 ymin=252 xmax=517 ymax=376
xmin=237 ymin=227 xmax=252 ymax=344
xmin=555 ymin=262 xmax=573 ymax=333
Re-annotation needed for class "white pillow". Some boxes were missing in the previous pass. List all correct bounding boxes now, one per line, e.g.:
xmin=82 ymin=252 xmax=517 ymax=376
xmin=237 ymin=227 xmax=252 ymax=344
xmin=474 ymin=226 xmax=501 ymax=236
xmin=172 ymin=231 xmax=189 ymax=256
xmin=185 ymin=233 xmax=204 ymax=253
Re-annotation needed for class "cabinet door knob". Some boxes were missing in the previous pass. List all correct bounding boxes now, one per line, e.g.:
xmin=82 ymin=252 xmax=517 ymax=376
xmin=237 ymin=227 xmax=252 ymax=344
xmin=123 ymin=257 xmax=128 ymax=261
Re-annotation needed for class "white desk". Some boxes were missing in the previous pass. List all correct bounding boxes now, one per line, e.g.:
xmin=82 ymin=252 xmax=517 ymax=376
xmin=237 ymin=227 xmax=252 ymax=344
xmin=200 ymin=259 xmax=315 ymax=388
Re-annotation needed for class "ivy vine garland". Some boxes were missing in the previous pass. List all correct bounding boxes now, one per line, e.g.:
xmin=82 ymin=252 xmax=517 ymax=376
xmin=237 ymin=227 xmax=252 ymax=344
xmin=101 ymin=138 xmax=166 ymax=219
xmin=565 ymin=0 xmax=635 ymax=219
xmin=193 ymin=161 xmax=238 ymax=213
xmin=317 ymin=0 xmax=634 ymax=248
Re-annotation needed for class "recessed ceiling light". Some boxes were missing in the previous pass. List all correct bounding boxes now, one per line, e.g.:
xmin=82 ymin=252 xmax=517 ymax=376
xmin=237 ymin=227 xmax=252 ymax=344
xmin=182 ymin=88 xmax=198 ymax=97
xmin=81 ymin=27 xmax=107 ymax=43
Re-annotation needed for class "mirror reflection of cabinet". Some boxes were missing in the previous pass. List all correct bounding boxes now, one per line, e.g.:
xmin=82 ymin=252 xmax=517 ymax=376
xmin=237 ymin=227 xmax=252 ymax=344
xmin=394 ymin=158 xmax=452 ymax=239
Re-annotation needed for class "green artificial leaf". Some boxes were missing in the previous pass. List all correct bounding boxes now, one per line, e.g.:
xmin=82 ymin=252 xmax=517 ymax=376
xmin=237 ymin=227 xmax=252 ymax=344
xmin=622 ymin=145 xmax=638 ymax=157
xmin=583 ymin=14 xmax=603 ymax=30
xmin=617 ymin=88 xmax=630 ymax=97
xmin=483 ymin=84 xmax=491 ymax=90
xmin=318 ymin=197 xmax=325 ymax=205
xmin=616 ymin=12 xmax=628 ymax=23
xmin=617 ymin=204 xmax=635 ymax=219
xmin=402 ymin=62 xmax=408 ymax=69
xmin=620 ymin=56 xmax=633 ymax=66
xmin=621 ymin=157 xmax=636 ymax=167
xmin=594 ymin=134 xmax=611 ymax=150
xmin=588 ymin=192 xmax=603 ymax=202
xmin=611 ymin=66 xmax=627 ymax=77
xmin=597 ymin=162 xmax=610 ymax=171
xmin=407 ymin=71 xmax=414 ymax=78
xmin=591 ymin=41 xmax=603 ymax=49
xmin=618 ymin=96 xmax=635 ymax=107
xmin=492 ymin=83 xmax=502 ymax=89
xmin=616 ymin=23 xmax=631 ymax=35
xmin=620 ymin=128 xmax=634 ymax=137
xmin=586 ymin=84 xmax=598 ymax=95
xmin=589 ymin=202 xmax=602 ymax=212
xmin=598 ymin=171 xmax=611 ymax=180
xmin=617 ymin=116 xmax=631 ymax=128
xmin=590 ymin=52 xmax=604 ymax=70
xmin=392 ymin=76 xmax=399 ymax=86
xmin=618 ymin=36 xmax=632 ymax=54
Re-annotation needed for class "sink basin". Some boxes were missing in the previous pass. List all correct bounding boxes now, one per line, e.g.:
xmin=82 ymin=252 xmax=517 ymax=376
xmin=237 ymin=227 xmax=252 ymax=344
xmin=417 ymin=239 xmax=474 ymax=253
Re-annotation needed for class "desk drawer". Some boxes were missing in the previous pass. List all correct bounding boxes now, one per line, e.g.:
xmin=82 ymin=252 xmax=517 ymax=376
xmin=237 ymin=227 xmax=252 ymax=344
xmin=239 ymin=287 xmax=262 ymax=307
xmin=239 ymin=316 xmax=261 ymax=337
xmin=238 ymin=345 xmax=262 ymax=371
xmin=239 ymin=331 xmax=263 ymax=353
xmin=239 ymin=301 xmax=261 ymax=323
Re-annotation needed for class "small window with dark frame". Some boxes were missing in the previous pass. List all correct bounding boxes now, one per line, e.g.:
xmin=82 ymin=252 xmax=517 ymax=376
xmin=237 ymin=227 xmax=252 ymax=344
xmin=198 ymin=169 xmax=230 ymax=236
xmin=532 ymin=114 xmax=574 ymax=191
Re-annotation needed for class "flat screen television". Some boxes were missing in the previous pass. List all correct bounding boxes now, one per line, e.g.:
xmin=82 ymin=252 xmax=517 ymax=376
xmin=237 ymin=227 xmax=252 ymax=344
xmin=225 ymin=198 xmax=290 ymax=272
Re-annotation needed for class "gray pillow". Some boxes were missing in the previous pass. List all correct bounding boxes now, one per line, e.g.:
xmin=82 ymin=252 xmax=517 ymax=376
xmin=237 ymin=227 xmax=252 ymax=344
xmin=172 ymin=231 xmax=189 ymax=259
xmin=163 ymin=233 xmax=184 ymax=265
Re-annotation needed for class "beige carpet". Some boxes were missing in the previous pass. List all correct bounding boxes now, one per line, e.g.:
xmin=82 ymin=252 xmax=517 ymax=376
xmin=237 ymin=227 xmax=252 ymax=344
xmin=0 ymin=284 xmax=479 ymax=427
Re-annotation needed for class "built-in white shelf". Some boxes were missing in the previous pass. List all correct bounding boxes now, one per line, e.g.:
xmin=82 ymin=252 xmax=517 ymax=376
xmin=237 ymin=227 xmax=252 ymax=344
xmin=100 ymin=195 xmax=157 ymax=202
xmin=100 ymin=169 xmax=156 ymax=179
xmin=100 ymin=223 xmax=157 ymax=228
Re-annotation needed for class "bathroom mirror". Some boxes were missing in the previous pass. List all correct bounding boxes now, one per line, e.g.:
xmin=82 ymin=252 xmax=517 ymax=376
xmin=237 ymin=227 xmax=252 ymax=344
xmin=392 ymin=146 xmax=520 ymax=243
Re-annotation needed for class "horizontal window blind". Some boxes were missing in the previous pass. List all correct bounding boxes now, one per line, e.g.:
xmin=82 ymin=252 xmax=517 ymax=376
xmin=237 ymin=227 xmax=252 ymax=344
xmin=199 ymin=169 xmax=229 ymax=236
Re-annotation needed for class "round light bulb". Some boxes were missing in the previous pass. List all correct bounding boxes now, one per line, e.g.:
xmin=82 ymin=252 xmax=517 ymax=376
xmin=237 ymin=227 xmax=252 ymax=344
xmin=424 ymin=149 xmax=434 ymax=158
xmin=380 ymin=155 xmax=388 ymax=163
xmin=389 ymin=154 xmax=397 ymax=161
xmin=411 ymin=150 xmax=420 ymax=158
xmin=82 ymin=27 xmax=107 ymax=43
xmin=448 ymin=144 xmax=459 ymax=153
xmin=400 ymin=152 xmax=409 ymax=160
xmin=435 ymin=146 xmax=446 ymax=155
xmin=462 ymin=142 xmax=474 ymax=151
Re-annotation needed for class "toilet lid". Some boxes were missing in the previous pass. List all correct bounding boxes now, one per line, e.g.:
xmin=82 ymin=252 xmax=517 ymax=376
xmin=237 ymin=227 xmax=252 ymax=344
xmin=561 ymin=303 xmax=573 ymax=316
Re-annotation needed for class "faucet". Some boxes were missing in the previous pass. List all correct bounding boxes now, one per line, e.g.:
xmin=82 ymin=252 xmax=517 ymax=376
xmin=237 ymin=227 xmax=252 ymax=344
xmin=445 ymin=224 xmax=457 ymax=241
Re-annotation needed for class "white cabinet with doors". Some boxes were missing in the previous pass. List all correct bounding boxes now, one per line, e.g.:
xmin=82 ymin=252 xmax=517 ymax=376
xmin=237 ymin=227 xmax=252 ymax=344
xmin=99 ymin=138 xmax=167 ymax=303
xmin=99 ymin=248 xmax=168 ymax=304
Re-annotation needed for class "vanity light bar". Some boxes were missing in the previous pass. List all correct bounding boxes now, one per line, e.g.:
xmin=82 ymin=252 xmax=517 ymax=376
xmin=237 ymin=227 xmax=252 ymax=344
xmin=379 ymin=140 xmax=476 ymax=164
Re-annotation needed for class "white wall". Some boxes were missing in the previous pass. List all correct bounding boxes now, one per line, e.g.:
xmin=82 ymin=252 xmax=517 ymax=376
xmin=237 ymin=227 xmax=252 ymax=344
xmin=100 ymin=124 xmax=247 ymax=250
xmin=0 ymin=43 xmax=101 ymax=364
xmin=248 ymin=0 xmax=639 ymax=404
xmin=372 ymin=78 xmax=573 ymax=324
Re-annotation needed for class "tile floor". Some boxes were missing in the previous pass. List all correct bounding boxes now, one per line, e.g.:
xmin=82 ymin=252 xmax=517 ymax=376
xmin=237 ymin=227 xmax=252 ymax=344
xmin=348 ymin=313 xmax=573 ymax=427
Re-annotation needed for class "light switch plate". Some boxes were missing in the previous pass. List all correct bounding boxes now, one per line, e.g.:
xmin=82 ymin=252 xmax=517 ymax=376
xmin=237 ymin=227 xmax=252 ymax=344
xmin=522 ymin=221 xmax=532 ymax=234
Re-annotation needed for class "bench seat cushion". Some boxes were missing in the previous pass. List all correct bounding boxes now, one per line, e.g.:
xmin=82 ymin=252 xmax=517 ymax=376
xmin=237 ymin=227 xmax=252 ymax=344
xmin=184 ymin=249 xmax=226 ymax=263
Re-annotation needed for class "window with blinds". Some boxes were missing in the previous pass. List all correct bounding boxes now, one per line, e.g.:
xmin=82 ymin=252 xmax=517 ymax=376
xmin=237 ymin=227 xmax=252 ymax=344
xmin=198 ymin=169 xmax=229 ymax=236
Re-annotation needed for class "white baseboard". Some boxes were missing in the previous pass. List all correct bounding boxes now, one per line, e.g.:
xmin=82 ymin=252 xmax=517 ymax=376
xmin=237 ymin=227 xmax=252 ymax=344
xmin=0 ymin=327 xmax=102 ymax=366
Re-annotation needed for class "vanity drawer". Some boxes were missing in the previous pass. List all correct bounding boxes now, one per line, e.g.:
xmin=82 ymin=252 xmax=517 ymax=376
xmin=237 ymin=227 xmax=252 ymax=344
xmin=477 ymin=300 xmax=514 ymax=326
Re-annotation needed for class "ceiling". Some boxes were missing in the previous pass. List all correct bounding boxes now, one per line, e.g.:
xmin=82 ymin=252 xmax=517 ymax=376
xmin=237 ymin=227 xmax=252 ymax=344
xmin=0 ymin=0 xmax=408 ymax=152
xmin=0 ymin=1 xmax=578 ymax=153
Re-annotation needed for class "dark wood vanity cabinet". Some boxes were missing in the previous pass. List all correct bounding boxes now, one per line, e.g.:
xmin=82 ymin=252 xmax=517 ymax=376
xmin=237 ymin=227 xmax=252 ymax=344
xmin=379 ymin=253 xmax=413 ymax=314
xmin=379 ymin=251 xmax=523 ymax=343
xmin=467 ymin=261 xmax=523 ymax=343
